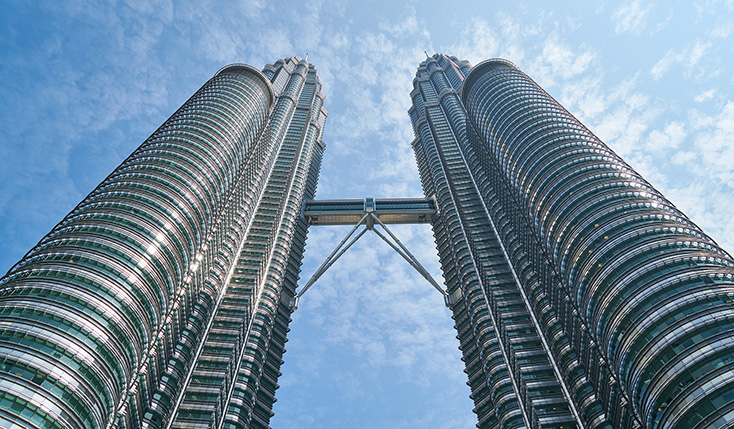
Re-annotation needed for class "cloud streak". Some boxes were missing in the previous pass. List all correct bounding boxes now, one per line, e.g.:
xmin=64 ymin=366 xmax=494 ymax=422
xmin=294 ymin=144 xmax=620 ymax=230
xmin=613 ymin=0 xmax=653 ymax=34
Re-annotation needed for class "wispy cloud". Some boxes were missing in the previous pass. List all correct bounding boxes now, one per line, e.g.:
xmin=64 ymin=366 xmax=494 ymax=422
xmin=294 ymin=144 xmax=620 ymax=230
xmin=694 ymin=88 xmax=717 ymax=102
xmin=540 ymin=35 xmax=597 ymax=80
xmin=647 ymin=121 xmax=686 ymax=151
xmin=450 ymin=18 xmax=501 ymax=65
xmin=690 ymin=101 xmax=734 ymax=186
xmin=666 ymin=180 xmax=734 ymax=252
xmin=593 ymin=86 xmax=658 ymax=159
xmin=650 ymin=40 xmax=712 ymax=80
xmin=612 ymin=0 xmax=654 ymax=34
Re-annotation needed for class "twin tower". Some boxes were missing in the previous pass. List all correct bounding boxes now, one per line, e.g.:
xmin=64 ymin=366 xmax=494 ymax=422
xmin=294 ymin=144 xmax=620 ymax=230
xmin=1 ymin=55 xmax=733 ymax=429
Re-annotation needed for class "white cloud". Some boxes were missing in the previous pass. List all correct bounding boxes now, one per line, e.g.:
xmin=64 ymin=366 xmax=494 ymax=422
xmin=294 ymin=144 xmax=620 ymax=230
xmin=650 ymin=40 xmax=712 ymax=80
xmin=379 ymin=12 xmax=420 ymax=37
xmin=612 ymin=0 xmax=653 ymax=34
xmin=691 ymin=101 xmax=734 ymax=186
xmin=647 ymin=121 xmax=686 ymax=151
xmin=450 ymin=18 xmax=501 ymax=65
xmin=588 ymin=75 xmax=662 ymax=160
xmin=542 ymin=36 xmax=592 ymax=78
xmin=695 ymin=88 xmax=717 ymax=102
xmin=649 ymin=101 xmax=734 ymax=252
xmin=710 ymin=21 xmax=734 ymax=38
xmin=652 ymin=11 xmax=673 ymax=34
xmin=696 ymin=0 xmax=734 ymax=38
xmin=650 ymin=49 xmax=676 ymax=80
xmin=295 ymin=224 xmax=462 ymax=386
xmin=667 ymin=181 xmax=734 ymax=252
xmin=671 ymin=150 xmax=696 ymax=165
xmin=525 ymin=33 xmax=598 ymax=93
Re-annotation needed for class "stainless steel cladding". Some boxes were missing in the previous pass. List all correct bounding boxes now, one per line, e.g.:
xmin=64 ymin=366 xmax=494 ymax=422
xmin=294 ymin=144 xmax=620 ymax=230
xmin=411 ymin=54 xmax=734 ymax=429
xmin=0 ymin=58 xmax=327 ymax=429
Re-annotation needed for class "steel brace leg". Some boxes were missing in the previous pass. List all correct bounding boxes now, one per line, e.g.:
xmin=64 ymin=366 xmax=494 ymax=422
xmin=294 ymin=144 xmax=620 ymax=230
xmin=292 ymin=213 xmax=450 ymax=310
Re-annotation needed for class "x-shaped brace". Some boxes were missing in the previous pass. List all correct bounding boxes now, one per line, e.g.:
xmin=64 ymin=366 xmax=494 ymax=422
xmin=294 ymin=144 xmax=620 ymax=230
xmin=290 ymin=212 xmax=451 ymax=310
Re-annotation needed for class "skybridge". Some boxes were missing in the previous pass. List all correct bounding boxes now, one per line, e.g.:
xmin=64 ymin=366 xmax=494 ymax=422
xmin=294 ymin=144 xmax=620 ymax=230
xmin=293 ymin=197 xmax=450 ymax=309
xmin=303 ymin=197 xmax=437 ymax=226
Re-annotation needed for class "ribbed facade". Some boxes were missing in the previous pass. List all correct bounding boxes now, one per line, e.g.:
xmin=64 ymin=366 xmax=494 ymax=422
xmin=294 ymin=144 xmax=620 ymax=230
xmin=411 ymin=54 xmax=734 ymax=429
xmin=0 ymin=57 xmax=327 ymax=429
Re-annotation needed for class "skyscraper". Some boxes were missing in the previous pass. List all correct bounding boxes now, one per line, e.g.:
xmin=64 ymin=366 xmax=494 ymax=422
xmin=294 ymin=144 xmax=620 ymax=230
xmin=410 ymin=54 xmax=734 ymax=428
xmin=0 ymin=57 xmax=326 ymax=428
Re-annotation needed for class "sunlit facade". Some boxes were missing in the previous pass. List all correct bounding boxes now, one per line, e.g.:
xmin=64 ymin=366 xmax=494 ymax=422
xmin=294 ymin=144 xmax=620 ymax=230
xmin=0 ymin=57 xmax=326 ymax=429
xmin=410 ymin=54 xmax=734 ymax=428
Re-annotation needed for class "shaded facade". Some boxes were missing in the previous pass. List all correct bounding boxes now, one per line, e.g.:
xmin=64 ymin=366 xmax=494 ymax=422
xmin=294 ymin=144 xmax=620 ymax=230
xmin=0 ymin=57 xmax=326 ymax=428
xmin=410 ymin=54 xmax=734 ymax=428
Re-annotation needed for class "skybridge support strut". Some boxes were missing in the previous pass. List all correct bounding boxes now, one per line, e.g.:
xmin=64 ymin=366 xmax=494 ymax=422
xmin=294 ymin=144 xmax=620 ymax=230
xmin=292 ymin=198 xmax=451 ymax=310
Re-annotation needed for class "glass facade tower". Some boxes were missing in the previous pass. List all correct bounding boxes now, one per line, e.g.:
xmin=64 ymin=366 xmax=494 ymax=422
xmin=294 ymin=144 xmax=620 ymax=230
xmin=410 ymin=54 xmax=734 ymax=429
xmin=0 ymin=57 xmax=326 ymax=429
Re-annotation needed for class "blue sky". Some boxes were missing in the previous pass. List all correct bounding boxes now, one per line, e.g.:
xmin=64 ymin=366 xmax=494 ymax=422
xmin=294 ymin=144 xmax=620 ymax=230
xmin=1 ymin=0 xmax=733 ymax=427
